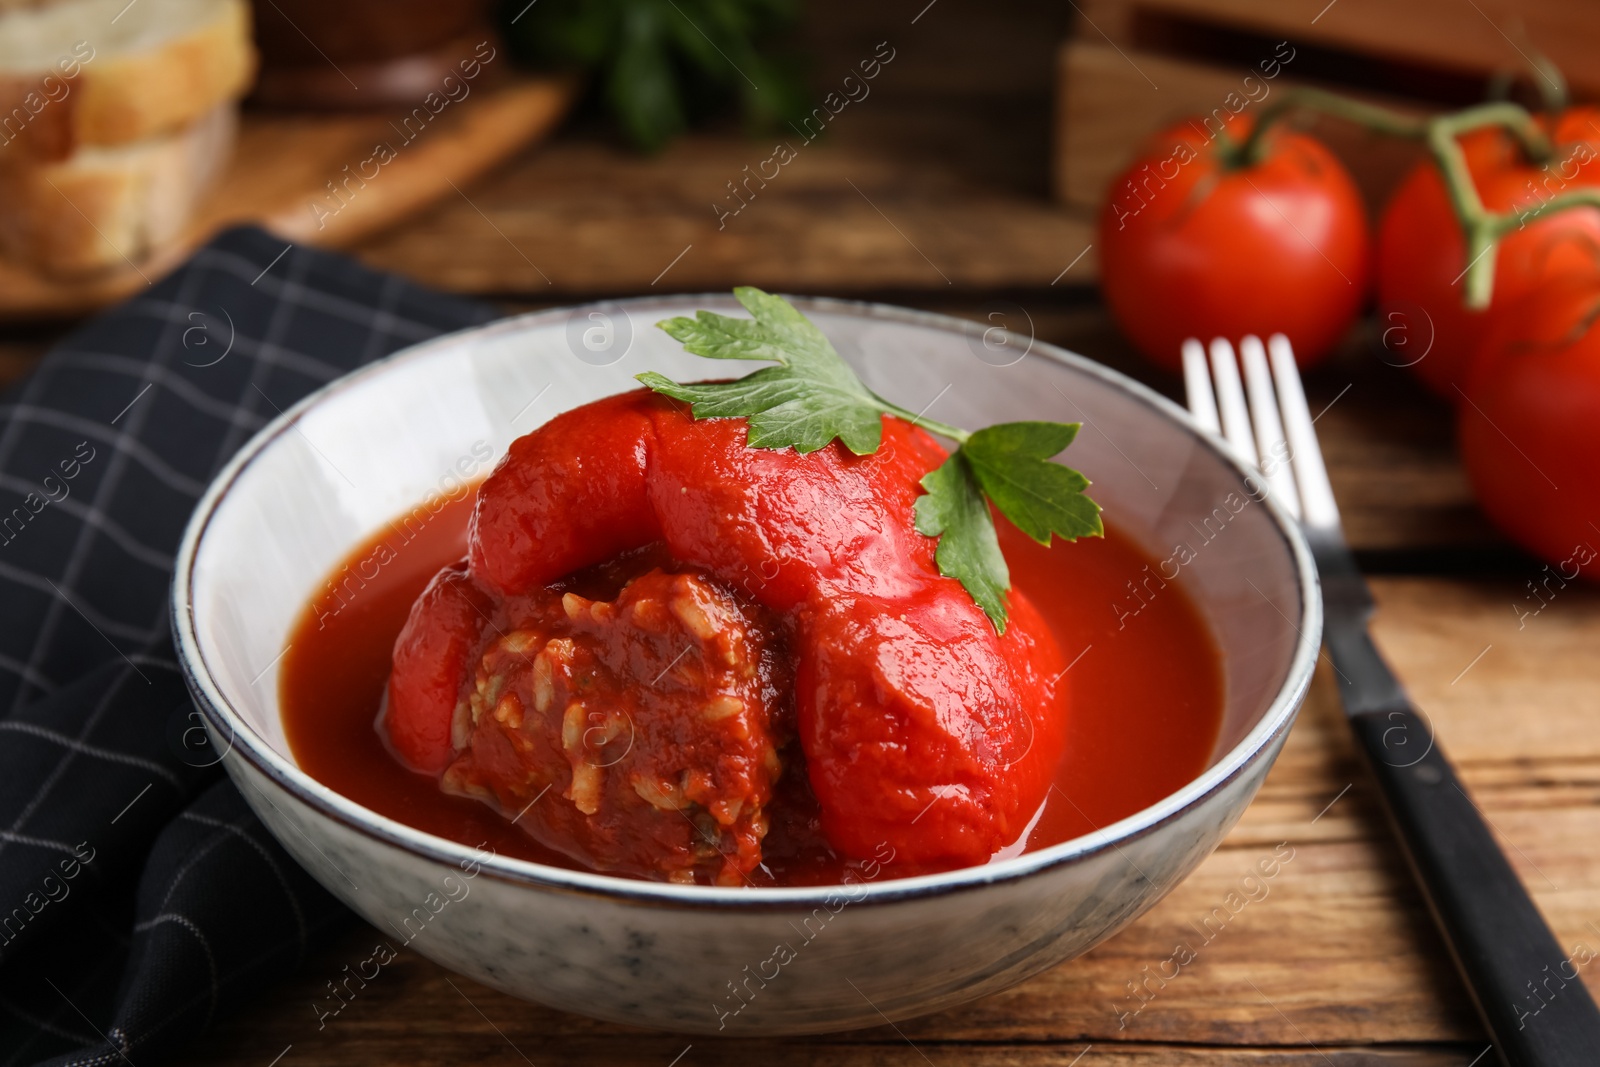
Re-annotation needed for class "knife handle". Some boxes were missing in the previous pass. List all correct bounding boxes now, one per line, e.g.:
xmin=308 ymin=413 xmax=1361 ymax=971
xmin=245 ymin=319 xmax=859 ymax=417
xmin=1350 ymin=706 xmax=1600 ymax=1065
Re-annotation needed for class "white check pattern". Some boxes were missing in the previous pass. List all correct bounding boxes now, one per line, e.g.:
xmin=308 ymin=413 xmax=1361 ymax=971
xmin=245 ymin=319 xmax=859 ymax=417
xmin=0 ymin=227 xmax=496 ymax=1066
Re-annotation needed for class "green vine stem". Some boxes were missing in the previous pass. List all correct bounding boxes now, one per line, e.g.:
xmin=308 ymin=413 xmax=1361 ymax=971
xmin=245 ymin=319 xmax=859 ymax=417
xmin=1522 ymin=43 xmax=1571 ymax=114
xmin=1426 ymin=105 xmax=1580 ymax=309
xmin=1228 ymin=86 xmax=1430 ymax=164
xmin=1219 ymin=86 xmax=1600 ymax=310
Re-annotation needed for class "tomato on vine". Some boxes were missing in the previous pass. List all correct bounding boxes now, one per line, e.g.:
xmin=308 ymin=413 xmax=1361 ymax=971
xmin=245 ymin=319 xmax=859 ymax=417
xmin=1093 ymin=76 xmax=1600 ymax=580
xmin=1377 ymin=107 xmax=1600 ymax=398
xmin=1457 ymin=270 xmax=1600 ymax=581
xmin=1097 ymin=114 xmax=1371 ymax=373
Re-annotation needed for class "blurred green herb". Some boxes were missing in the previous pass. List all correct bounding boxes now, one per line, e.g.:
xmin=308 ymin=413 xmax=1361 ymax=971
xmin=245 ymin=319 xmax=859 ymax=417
xmin=499 ymin=0 xmax=811 ymax=151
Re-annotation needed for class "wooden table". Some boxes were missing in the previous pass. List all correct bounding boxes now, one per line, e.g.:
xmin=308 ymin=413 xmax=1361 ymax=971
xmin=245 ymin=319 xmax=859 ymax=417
xmin=7 ymin=1 xmax=1597 ymax=1062
xmin=147 ymin=332 xmax=1596 ymax=1067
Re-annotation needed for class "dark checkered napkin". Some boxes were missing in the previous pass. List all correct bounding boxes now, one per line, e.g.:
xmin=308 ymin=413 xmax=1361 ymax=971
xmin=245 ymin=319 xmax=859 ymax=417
xmin=0 ymin=227 xmax=497 ymax=1066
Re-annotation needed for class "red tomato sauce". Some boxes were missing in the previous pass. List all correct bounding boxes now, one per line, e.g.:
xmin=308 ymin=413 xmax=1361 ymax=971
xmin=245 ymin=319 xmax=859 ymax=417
xmin=280 ymin=491 xmax=1224 ymax=885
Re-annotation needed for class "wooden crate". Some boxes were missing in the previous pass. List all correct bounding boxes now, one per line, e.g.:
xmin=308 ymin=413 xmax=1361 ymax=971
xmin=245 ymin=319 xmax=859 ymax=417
xmin=1133 ymin=0 xmax=1600 ymax=95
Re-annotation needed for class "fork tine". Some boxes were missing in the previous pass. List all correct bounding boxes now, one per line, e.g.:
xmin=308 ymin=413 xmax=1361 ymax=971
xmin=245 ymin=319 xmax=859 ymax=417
xmin=1182 ymin=339 xmax=1220 ymax=434
xmin=1207 ymin=338 xmax=1259 ymax=468
xmin=1239 ymin=336 xmax=1302 ymax=521
xmin=1267 ymin=333 xmax=1341 ymax=529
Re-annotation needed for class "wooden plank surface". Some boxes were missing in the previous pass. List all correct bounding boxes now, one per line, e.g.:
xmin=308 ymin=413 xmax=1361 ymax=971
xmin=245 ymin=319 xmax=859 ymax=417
xmin=3 ymin=2 xmax=1593 ymax=1062
xmin=346 ymin=2 xmax=1091 ymax=296
xmin=170 ymin=575 xmax=1600 ymax=1065
xmin=349 ymin=108 xmax=1098 ymax=297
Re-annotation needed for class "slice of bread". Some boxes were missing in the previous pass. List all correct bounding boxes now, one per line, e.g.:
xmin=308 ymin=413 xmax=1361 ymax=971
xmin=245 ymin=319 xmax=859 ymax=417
xmin=0 ymin=0 xmax=254 ymax=162
xmin=0 ymin=100 xmax=234 ymax=275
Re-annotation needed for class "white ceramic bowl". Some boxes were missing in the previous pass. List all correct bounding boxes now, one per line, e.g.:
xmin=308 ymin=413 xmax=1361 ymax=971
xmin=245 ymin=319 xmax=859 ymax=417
xmin=172 ymin=295 xmax=1320 ymax=1036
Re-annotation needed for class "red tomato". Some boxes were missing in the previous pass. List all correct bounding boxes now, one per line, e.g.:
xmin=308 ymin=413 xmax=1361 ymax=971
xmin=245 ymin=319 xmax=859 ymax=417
xmin=1376 ymin=107 xmax=1600 ymax=399
xmin=1098 ymin=116 xmax=1371 ymax=372
xmin=1458 ymin=273 xmax=1600 ymax=580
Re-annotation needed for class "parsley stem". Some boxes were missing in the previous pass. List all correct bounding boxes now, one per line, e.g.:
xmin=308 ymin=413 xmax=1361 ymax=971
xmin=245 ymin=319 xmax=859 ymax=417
xmin=876 ymin=398 xmax=971 ymax=444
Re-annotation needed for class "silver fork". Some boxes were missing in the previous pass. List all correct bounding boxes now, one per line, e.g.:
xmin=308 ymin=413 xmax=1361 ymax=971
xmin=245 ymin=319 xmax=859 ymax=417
xmin=1185 ymin=334 xmax=1600 ymax=1067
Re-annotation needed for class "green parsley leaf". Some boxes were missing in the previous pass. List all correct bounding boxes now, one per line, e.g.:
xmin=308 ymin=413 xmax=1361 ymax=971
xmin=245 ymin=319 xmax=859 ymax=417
xmin=913 ymin=452 xmax=1012 ymax=633
xmin=962 ymin=422 xmax=1104 ymax=545
xmin=643 ymin=286 xmax=884 ymax=454
xmin=641 ymin=288 xmax=1102 ymax=632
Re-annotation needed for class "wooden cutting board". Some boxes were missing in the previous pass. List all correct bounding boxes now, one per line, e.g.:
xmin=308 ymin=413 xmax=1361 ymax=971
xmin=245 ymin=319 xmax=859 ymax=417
xmin=0 ymin=75 xmax=578 ymax=321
